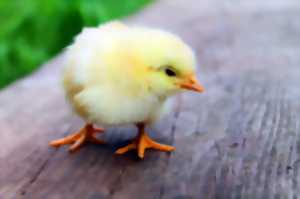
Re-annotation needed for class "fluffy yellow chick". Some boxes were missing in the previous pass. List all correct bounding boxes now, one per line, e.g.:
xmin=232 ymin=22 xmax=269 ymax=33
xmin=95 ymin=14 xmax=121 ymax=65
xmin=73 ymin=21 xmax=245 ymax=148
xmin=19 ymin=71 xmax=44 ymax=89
xmin=49 ymin=21 xmax=204 ymax=158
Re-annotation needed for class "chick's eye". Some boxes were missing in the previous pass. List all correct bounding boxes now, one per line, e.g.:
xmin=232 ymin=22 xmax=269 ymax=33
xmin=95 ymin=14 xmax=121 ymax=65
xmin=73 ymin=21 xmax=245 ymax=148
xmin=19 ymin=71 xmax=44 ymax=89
xmin=165 ymin=68 xmax=176 ymax=77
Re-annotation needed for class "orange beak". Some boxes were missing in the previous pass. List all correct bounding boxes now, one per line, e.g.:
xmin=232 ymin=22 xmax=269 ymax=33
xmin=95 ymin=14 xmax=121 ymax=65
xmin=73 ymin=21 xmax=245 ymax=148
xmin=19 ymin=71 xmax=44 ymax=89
xmin=179 ymin=75 xmax=204 ymax=92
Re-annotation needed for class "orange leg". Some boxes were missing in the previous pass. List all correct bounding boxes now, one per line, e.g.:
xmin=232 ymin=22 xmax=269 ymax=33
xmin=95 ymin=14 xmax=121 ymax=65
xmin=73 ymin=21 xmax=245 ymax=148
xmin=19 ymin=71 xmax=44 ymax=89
xmin=49 ymin=123 xmax=105 ymax=152
xmin=115 ymin=123 xmax=175 ymax=158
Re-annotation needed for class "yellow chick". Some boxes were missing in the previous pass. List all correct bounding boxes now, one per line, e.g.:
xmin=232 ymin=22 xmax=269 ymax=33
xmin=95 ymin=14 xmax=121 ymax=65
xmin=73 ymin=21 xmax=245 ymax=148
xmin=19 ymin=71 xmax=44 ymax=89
xmin=49 ymin=21 xmax=204 ymax=158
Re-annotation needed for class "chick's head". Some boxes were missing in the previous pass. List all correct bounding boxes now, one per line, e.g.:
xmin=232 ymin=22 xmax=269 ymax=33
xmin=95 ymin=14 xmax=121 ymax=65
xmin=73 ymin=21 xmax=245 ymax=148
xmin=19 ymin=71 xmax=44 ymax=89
xmin=125 ymin=28 xmax=204 ymax=97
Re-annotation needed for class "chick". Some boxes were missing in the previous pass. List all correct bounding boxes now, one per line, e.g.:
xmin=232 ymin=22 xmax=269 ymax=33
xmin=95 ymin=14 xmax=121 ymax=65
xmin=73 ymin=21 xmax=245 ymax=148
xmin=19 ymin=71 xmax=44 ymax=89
xmin=49 ymin=21 xmax=204 ymax=158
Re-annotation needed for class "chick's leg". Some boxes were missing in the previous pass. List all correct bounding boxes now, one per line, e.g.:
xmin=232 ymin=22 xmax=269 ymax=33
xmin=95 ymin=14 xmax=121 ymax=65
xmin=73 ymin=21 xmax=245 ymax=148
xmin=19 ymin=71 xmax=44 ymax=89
xmin=49 ymin=123 xmax=105 ymax=152
xmin=115 ymin=123 xmax=175 ymax=158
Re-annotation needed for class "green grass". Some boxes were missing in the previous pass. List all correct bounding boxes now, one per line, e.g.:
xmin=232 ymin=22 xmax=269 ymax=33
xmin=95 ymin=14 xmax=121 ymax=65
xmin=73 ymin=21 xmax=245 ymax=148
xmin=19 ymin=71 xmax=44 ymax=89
xmin=0 ymin=0 xmax=152 ymax=88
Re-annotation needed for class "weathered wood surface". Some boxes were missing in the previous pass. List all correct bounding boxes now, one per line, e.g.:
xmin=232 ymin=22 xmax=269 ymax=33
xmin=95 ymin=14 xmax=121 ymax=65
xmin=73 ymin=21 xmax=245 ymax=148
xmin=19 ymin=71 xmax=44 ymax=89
xmin=1 ymin=0 xmax=300 ymax=198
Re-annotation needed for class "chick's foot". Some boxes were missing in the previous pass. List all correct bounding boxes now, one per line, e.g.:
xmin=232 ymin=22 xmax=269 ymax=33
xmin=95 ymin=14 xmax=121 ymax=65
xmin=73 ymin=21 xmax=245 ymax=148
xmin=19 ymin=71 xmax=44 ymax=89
xmin=115 ymin=123 xmax=175 ymax=158
xmin=49 ymin=124 xmax=105 ymax=152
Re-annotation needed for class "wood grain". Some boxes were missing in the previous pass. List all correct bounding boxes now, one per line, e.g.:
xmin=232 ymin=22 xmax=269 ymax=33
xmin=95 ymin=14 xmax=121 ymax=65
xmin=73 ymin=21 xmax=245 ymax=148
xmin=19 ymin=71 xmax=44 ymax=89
xmin=1 ymin=0 xmax=300 ymax=198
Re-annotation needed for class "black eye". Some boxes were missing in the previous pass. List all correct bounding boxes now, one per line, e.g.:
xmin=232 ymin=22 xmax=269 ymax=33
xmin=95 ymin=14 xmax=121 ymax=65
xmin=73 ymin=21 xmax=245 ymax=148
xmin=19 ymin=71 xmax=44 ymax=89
xmin=165 ymin=68 xmax=177 ymax=77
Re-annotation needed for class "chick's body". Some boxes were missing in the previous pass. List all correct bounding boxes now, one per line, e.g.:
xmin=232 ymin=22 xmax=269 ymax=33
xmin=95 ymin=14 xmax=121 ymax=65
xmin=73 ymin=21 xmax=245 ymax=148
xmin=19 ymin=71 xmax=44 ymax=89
xmin=64 ymin=22 xmax=192 ymax=126
xmin=51 ymin=21 xmax=203 ymax=158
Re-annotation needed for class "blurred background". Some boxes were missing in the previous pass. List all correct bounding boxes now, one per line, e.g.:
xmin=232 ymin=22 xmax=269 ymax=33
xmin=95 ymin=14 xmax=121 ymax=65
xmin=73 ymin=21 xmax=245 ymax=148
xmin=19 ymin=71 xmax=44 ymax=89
xmin=0 ymin=0 xmax=151 ymax=89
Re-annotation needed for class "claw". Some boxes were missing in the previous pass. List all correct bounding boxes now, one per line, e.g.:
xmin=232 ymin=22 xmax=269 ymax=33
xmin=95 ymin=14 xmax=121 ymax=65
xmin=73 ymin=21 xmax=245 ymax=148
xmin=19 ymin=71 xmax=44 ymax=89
xmin=49 ymin=124 xmax=105 ymax=152
xmin=115 ymin=123 xmax=175 ymax=158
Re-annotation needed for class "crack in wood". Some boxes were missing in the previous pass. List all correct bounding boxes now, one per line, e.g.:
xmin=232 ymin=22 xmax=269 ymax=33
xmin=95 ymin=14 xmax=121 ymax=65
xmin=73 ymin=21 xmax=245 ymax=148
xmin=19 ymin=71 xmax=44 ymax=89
xmin=159 ymin=97 xmax=182 ymax=199
xmin=18 ymin=149 xmax=57 ymax=196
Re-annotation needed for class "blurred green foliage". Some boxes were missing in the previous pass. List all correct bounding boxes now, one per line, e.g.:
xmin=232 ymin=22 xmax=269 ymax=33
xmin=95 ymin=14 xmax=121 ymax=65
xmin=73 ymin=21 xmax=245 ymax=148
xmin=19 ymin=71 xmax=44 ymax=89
xmin=0 ymin=0 xmax=151 ymax=88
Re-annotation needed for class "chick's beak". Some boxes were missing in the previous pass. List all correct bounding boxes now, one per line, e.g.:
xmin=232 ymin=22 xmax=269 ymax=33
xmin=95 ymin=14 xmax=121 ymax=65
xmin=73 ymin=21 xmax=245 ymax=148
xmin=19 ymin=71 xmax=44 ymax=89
xmin=179 ymin=75 xmax=204 ymax=92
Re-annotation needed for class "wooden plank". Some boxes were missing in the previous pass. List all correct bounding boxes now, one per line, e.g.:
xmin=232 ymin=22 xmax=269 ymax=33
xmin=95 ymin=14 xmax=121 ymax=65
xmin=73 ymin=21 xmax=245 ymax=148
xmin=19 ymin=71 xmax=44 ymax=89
xmin=1 ymin=0 xmax=300 ymax=198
